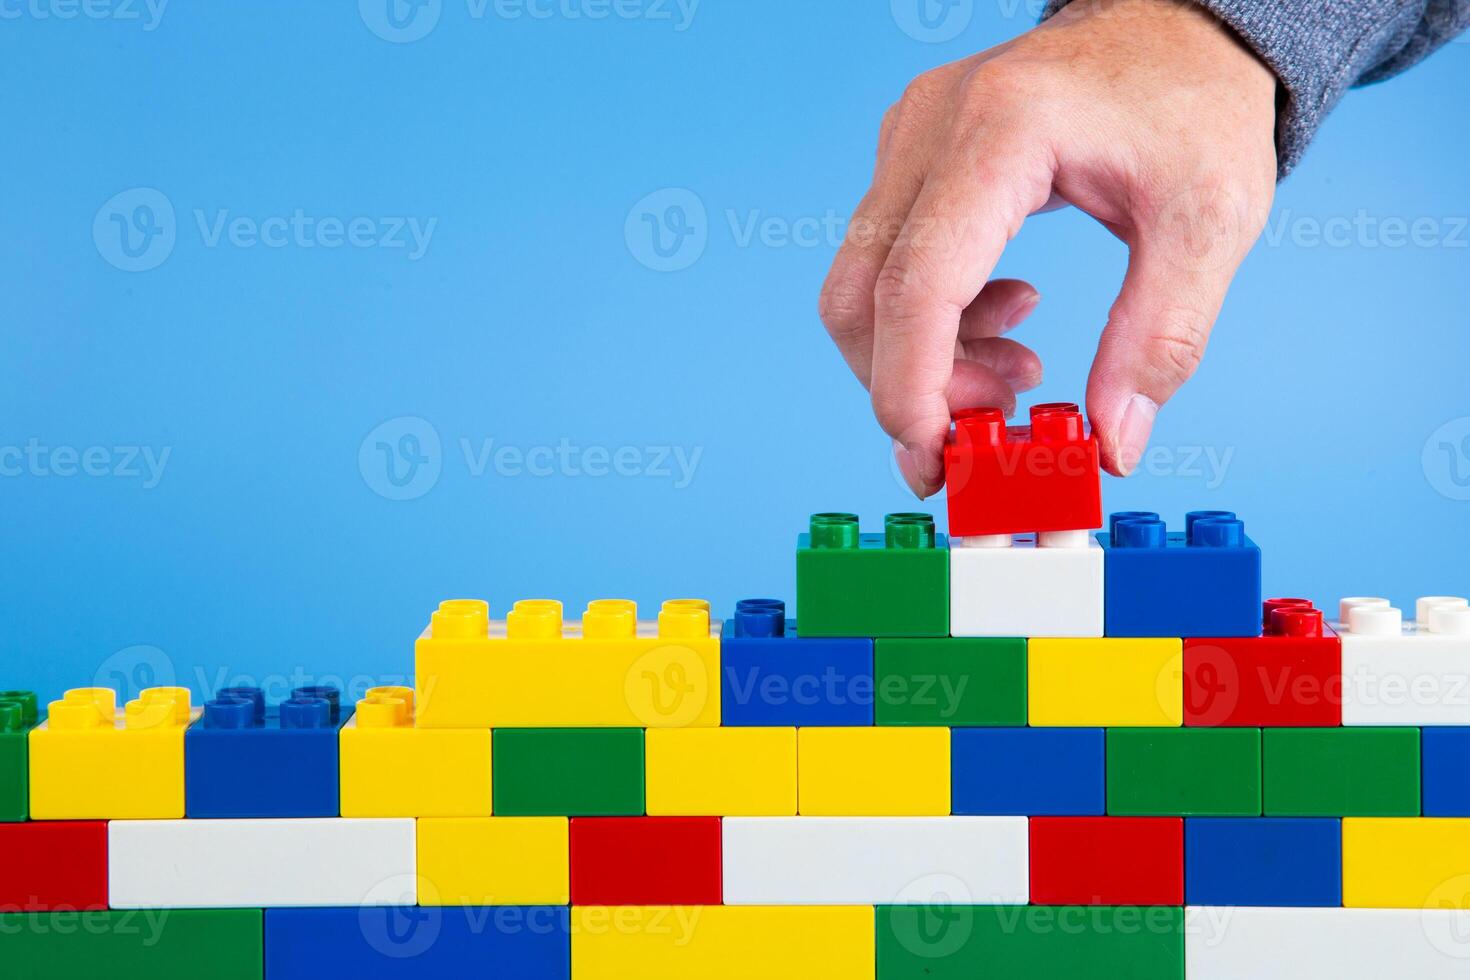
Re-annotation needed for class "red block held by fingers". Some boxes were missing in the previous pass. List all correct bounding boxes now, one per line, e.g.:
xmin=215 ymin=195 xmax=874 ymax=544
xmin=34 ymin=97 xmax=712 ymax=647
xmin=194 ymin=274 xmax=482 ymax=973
xmin=1029 ymin=816 xmax=1183 ymax=905
xmin=569 ymin=816 xmax=722 ymax=905
xmin=0 ymin=821 xmax=109 ymax=911
xmin=1184 ymin=599 xmax=1343 ymax=727
xmin=944 ymin=403 xmax=1102 ymax=537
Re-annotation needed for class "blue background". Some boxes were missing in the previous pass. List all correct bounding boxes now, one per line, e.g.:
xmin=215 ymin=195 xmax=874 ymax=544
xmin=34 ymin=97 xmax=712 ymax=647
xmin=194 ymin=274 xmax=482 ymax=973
xmin=2 ymin=1 xmax=1466 ymax=704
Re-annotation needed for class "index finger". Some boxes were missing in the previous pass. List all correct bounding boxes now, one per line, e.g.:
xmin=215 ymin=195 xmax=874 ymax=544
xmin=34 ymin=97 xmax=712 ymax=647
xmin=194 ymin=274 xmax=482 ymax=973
xmin=869 ymin=135 xmax=1055 ymax=491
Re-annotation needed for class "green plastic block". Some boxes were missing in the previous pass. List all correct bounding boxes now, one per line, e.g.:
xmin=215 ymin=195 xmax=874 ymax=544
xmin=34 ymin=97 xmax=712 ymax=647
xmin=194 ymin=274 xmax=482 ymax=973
xmin=875 ymin=638 xmax=1026 ymax=726
xmin=0 ymin=909 xmax=262 ymax=979
xmin=1107 ymin=727 xmax=1261 ymax=816
xmin=0 ymin=691 xmax=40 ymax=822
xmin=877 ymin=905 xmax=1183 ymax=980
xmin=796 ymin=513 xmax=949 ymax=638
xmin=492 ymin=727 xmax=644 ymax=816
xmin=1263 ymin=726 xmax=1420 ymax=816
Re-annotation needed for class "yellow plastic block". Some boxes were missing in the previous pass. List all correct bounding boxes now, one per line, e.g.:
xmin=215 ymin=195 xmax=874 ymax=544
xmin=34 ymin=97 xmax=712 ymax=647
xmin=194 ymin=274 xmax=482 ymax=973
xmin=1028 ymin=637 xmax=1183 ymax=726
xmin=414 ymin=598 xmax=721 ymax=729
xmin=1343 ymin=818 xmax=1470 ymax=908
xmin=572 ymin=905 xmax=874 ymax=980
xmin=28 ymin=687 xmax=197 ymax=819
xmin=418 ymin=816 xmax=569 ymax=905
xmin=339 ymin=686 xmax=492 ymax=817
xmin=797 ymin=727 xmax=949 ymax=816
xmin=645 ymin=727 xmax=797 ymax=816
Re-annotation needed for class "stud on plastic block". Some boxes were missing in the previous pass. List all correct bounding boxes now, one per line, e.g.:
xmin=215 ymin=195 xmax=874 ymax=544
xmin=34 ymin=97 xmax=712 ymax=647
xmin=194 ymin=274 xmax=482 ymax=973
xmin=1029 ymin=816 xmax=1184 ymax=905
xmin=185 ymin=684 xmax=350 ymax=818
xmin=795 ymin=513 xmax=949 ymax=637
xmin=0 ymin=820 xmax=108 ymax=911
xmin=28 ymin=686 xmax=197 ymax=819
xmin=944 ymin=403 xmax=1102 ymax=537
xmin=949 ymin=531 xmax=1104 ymax=638
xmin=570 ymin=816 xmax=722 ymax=905
xmin=1099 ymin=511 xmax=1262 ymax=637
xmin=719 ymin=599 xmax=873 ymax=726
xmin=266 ymin=906 xmax=570 ymax=980
xmin=0 ymin=690 xmax=38 ymax=822
xmin=1336 ymin=596 xmax=1470 ymax=725
xmin=1184 ymin=817 xmax=1341 ymax=906
xmin=951 ymin=727 xmax=1105 ymax=816
xmin=1184 ymin=600 xmax=1342 ymax=726
xmin=414 ymin=597 xmax=721 ymax=729
xmin=339 ymin=686 xmax=492 ymax=817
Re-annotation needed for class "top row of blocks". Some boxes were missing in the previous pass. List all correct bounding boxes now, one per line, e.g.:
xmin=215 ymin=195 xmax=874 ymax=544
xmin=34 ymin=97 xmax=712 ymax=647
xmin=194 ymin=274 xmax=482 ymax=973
xmin=795 ymin=508 xmax=1264 ymax=639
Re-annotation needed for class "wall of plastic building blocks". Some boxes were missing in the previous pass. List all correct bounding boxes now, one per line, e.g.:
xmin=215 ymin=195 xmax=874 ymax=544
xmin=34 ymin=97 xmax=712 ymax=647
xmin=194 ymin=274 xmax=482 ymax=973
xmin=1 ymin=6 xmax=1466 ymax=700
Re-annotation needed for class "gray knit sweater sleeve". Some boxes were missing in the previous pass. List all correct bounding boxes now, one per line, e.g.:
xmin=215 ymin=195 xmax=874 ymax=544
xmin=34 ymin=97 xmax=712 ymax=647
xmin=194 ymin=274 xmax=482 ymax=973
xmin=1043 ymin=0 xmax=1470 ymax=175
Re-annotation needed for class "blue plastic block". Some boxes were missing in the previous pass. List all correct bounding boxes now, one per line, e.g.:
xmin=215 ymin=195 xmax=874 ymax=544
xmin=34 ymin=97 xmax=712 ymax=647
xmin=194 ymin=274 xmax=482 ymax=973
xmin=1185 ymin=817 xmax=1341 ymax=906
xmin=720 ymin=599 xmax=874 ymax=726
xmin=186 ymin=685 xmax=351 ymax=818
xmin=1422 ymin=728 xmax=1470 ymax=815
xmin=951 ymin=727 xmax=1105 ymax=815
xmin=264 ymin=906 xmax=569 ymax=980
xmin=1098 ymin=510 xmax=1262 ymax=637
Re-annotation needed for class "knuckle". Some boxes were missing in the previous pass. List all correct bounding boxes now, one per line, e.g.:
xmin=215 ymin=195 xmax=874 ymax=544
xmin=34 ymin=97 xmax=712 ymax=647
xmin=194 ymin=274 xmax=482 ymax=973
xmin=898 ymin=70 xmax=948 ymax=113
xmin=818 ymin=270 xmax=872 ymax=339
xmin=1146 ymin=309 xmax=1211 ymax=382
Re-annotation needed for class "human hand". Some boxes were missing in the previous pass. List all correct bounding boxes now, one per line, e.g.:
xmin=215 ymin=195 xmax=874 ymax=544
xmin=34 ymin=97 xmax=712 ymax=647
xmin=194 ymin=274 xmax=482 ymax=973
xmin=818 ymin=0 xmax=1278 ymax=496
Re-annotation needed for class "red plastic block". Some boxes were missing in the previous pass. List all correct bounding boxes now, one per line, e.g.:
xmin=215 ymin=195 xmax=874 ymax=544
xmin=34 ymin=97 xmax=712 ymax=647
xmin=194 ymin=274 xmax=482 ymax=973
xmin=0 ymin=821 xmax=108 ymax=911
xmin=944 ymin=403 xmax=1102 ymax=537
xmin=1029 ymin=816 xmax=1183 ymax=905
xmin=1184 ymin=599 xmax=1343 ymax=727
xmin=569 ymin=816 xmax=721 ymax=905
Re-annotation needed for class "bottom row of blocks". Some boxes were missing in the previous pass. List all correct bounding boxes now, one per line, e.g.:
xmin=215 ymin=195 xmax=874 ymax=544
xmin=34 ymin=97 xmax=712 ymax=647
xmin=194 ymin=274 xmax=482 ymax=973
xmin=7 ymin=905 xmax=1470 ymax=979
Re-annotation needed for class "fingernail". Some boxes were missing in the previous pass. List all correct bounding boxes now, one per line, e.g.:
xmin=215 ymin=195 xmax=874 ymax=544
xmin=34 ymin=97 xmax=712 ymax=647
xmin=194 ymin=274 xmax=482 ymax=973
xmin=1002 ymin=292 xmax=1041 ymax=331
xmin=1117 ymin=393 xmax=1159 ymax=476
xmin=893 ymin=440 xmax=932 ymax=500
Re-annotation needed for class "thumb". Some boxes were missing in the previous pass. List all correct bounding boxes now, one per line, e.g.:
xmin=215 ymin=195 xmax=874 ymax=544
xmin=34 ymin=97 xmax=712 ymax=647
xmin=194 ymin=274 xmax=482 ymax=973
xmin=1086 ymin=202 xmax=1248 ymax=476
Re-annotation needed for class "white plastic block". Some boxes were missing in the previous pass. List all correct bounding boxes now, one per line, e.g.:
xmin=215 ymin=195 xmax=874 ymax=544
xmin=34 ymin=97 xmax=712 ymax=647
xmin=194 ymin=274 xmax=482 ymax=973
xmin=1186 ymin=906 xmax=1470 ymax=979
xmin=1337 ymin=596 xmax=1470 ymax=726
xmin=950 ymin=534 xmax=1103 ymax=637
xmin=108 ymin=818 xmax=416 ymax=908
xmin=721 ymin=816 xmax=1028 ymax=905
